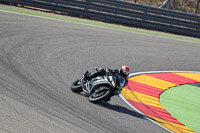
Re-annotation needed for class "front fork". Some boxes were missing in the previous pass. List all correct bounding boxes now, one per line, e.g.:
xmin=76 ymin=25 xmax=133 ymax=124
xmin=81 ymin=78 xmax=90 ymax=95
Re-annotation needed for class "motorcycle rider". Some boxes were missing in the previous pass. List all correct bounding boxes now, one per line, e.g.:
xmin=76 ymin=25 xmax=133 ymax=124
xmin=82 ymin=65 xmax=129 ymax=102
xmin=83 ymin=65 xmax=129 ymax=87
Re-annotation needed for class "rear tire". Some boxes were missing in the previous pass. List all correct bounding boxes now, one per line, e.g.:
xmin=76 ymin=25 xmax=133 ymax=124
xmin=88 ymin=87 xmax=112 ymax=103
xmin=71 ymin=79 xmax=83 ymax=93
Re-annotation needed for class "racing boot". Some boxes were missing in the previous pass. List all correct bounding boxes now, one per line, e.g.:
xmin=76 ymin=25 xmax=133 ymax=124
xmin=82 ymin=71 xmax=90 ymax=82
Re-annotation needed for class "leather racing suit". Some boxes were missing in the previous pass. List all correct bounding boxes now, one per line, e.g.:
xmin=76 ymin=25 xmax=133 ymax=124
xmin=84 ymin=68 xmax=128 ymax=87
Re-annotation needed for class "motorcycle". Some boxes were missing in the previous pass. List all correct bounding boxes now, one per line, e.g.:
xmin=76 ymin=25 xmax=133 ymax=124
xmin=71 ymin=68 xmax=125 ymax=103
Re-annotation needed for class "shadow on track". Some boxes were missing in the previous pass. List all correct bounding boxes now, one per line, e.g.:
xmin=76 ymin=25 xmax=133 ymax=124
xmin=74 ymin=92 xmax=146 ymax=119
xmin=97 ymin=101 xmax=146 ymax=120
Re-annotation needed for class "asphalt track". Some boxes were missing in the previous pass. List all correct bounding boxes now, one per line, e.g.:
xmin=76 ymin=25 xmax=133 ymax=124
xmin=0 ymin=11 xmax=200 ymax=133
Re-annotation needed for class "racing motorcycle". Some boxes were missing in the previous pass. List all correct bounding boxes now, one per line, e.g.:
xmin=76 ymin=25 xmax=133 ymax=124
xmin=71 ymin=68 xmax=125 ymax=103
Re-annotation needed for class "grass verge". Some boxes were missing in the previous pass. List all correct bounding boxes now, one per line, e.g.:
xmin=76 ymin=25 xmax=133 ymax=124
xmin=0 ymin=5 xmax=199 ymax=43
xmin=160 ymin=84 xmax=200 ymax=132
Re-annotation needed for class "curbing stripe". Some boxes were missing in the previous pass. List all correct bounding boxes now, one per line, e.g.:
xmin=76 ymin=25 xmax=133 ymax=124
xmin=120 ymin=71 xmax=200 ymax=133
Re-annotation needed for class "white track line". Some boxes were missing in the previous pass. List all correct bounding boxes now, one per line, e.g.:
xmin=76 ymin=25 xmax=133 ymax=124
xmin=0 ymin=8 xmax=199 ymax=132
xmin=120 ymin=71 xmax=200 ymax=133
xmin=0 ymin=9 xmax=199 ymax=44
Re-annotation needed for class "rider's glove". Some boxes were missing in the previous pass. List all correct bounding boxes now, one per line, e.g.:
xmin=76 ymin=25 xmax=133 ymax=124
xmin=123 ymin=79 xmax=128 ymax=87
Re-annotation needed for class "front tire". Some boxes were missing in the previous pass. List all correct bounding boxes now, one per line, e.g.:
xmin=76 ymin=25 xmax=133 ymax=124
xmin=71 ymin=79 xmax=83 ymax=93
xmin=88 ymin=87 xmax=112 ymax=103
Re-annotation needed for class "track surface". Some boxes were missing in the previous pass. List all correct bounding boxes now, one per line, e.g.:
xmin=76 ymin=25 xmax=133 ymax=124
xmin=0 ymin=11 xmax=200 ymax=133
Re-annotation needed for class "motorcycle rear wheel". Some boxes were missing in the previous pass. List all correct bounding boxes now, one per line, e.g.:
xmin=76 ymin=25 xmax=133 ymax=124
xmin=71 ymin=79 xmax=83 ymax=93
xmin=88 ymin=87 xmax=112 ymax=103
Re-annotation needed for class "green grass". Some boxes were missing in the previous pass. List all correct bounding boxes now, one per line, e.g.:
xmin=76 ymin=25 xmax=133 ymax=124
xmin=160 ymin=84 xmax=200 ymax=132
xmin=0 ymin=5 xmax=200 ymax=43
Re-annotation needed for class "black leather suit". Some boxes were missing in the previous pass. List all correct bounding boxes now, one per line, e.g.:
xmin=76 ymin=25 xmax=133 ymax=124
xmin=85 ymin=68 xmax=128 ymax=87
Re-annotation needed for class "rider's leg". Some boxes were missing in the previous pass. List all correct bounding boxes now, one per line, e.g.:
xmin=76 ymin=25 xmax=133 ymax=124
xmin=83 ymin=69 xmax=105 ymax=81
xmin=86 ymin=71 xmax=102 ymax=80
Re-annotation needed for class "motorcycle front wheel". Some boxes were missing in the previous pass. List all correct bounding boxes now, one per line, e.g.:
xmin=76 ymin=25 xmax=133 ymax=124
xmin=88 ymin=87 xmax=112 ymax=103
xmin=71 ymin=79 xmax=83 ymax=93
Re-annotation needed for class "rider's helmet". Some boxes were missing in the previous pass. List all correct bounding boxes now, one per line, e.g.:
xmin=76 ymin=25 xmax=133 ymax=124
xmin=120 ymin=66 xmax=129 ymax=78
